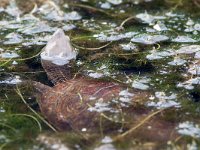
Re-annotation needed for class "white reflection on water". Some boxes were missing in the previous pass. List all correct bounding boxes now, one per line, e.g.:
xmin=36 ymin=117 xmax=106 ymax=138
xmin=177 ymin=122 xmax=200 ymax=138
xmin=0 ymin=76 xmax=22 ymax=85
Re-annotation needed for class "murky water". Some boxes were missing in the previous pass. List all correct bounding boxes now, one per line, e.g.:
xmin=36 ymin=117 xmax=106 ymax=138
xmin=0 ymin=0 xmax=200 ymax=149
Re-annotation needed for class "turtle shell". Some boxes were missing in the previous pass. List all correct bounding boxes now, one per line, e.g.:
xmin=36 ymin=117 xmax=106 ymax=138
xmin=34 ymin=76 xmax=179 ymax=142
xmin=34 ymin=75 xmax=150 ymax=132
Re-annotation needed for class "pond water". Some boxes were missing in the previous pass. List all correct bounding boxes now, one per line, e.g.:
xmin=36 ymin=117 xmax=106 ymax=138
xmin=0 ymin=0 xmax=200 ymax=149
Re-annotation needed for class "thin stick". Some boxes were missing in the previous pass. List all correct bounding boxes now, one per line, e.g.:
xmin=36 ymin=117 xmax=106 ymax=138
xmin=47 ymin=0 xmax=64 ymax=16
xmin=113 ymin=109 xmax=165 ymax=141
xmin=72 ymin=42 xmax=112 ymax=51
xmin=15 ymin=86 xmax=57 ymax=132
xmin=101 ymin=113 xmax=128 ymax=124
xmin=68 ymin=3 xmax=113 ymax=17
xmin=78 ymin=92 xmax=83 ymax=104
xmin=0 ymin=141 xmax=13 ymax=150
xmin=71 ymin=36 xmax=95 ymax=41
xmin=0 ymin=58 xmax=12 ymax=67
xmin=0 ymin=50 xmax=42 ymax=62
xmin=194 ymin=0 xmax=200 ymax=8
xmin=119 ymin=16 xmax=136 ymax=28
xmin=99 ymin=114 xmax=103 ymax=138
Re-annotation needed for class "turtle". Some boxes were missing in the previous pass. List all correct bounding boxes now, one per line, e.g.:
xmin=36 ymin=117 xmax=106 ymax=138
xmin=33 ymin=29 xmax=180 ymax=142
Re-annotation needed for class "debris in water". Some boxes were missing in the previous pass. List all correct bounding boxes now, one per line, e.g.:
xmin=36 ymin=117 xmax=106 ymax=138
xmin=194 ymin=23 xmax=200 ymax=31
xmin=12 ymin=60 xmax=18 ymax=65
xmin=94 ymin=144 xmax=116 ymax=150
xmin=107 ymin=0 xmax=122 ymax=5
xmin=37 ymin=134 xmax=70 ymax=150
xmin=188 ymin=64 xmax=200 ymax=75
xmin=177 ymin=77 xmax=200 ymax=90
xmin=195 ymin=51 xmax=200 ymax=59
xmin=177 ymin=122 xmax=200 ymax=138
xmin=0 ymin=52 xmax=19 ymax=58
xmin=19 ymin=22 xmax=57 ymax=35
xmin=88 ymin=100 xmax=111 ymax=113
xmin=153 ymin=22 xmax=168 ymax=31
xmin=94 ymin=31 xmax=137 ymax=42
xmin=120 ymin=43 xmax=137 ymax=51
xmin=131 ymin=34 xmax=169 ymax=45
xmin=4 ymin=33 xmax=23 ymax=45
xmin=100 ymin=2 xmax=111 ymax=9
xmin=146 ymin=49 xmax=174 ymax=60
xmin=172 ymin=36 xmax=197 ymax=43
xmin=5 ymin=0 xmax=21 ymax=19
xmin=132 ymin=78 xmax=150 ymax=90
xmin=136 ymin=12 xmax=166 ymax=24
xmin=38 ymin=3 xmax=82 ymax=21
xmin=155 ymin=92 xmax=177 ymax=100
xmin=101 ymin=136 xmax=113 ymax=143
xmin=168 ymin=57 xmax=186 ymax=66
xmin=0 ymin=76 xmax=22 ymax=85
xmin=119 ymin=89 xmax=134 ymax=97
xmin=147 ymin=92 xmax=180 ymax=109
xmin=88 ymin=72 xmax=104 ymax=78
xmin=62 ymin=24 xmax=76 ymax=31
xmin=176 ymin=45 xmax=200 ymax=54
xmin=147 ymin=100 xmax=180 ymax=109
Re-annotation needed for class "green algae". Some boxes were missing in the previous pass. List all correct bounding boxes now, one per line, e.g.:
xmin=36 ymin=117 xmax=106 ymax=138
xmin=0 ymin=0 xmax=200 ymax=149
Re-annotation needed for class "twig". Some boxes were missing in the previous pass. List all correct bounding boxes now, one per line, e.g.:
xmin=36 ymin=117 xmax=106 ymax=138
xmin=113 ymin=108 xmax=165 ymax=141
xmin=68 ymin=3 xmax=113 ymax=17
xmin=0 ymin=58 xmax=12 ymax=67
xmin=71 ymin=36 xmax=95 ymax=41
xmin=119 ymin=16 xmax=136 ymax=28
xmin=0 ymin=50 xmax=42 ymax=62
xmin=0 ymin=140 xmax=14 ymax=150
xmin=72 ymin=42 xmax=112 ymax=51
xmin=193 ymin=0 xmax=200 ymax=8
xmin=101 ymin=113 xmax=128 ymax=124
xmin=15 ymin=86 xmax=57 ymax=132
xmin=99 ymin=114 xmax=103 ymax=138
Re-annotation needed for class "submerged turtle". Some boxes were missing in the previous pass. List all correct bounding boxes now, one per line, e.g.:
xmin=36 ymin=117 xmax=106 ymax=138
xmin=33 ymin=29 xmax=179 ymax=142
xmin=34 ymin=29 xmax=148 ymax=131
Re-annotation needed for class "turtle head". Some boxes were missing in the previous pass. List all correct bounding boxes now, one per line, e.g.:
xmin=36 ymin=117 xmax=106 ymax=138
xmin=41 ymin=29 xmax=76 ymax=66
xmin=40 ymin=29 xmax=77 ymax=84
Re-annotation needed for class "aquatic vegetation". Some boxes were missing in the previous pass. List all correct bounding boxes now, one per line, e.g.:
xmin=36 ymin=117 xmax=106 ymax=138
xmin=0 ymin=0 xmax=200 ymax=149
